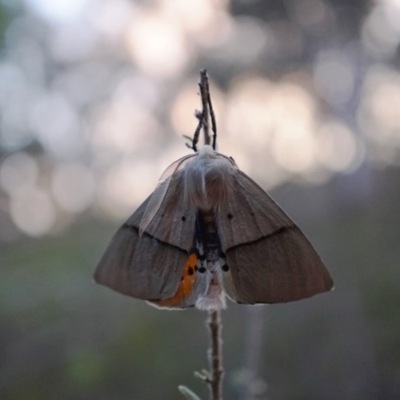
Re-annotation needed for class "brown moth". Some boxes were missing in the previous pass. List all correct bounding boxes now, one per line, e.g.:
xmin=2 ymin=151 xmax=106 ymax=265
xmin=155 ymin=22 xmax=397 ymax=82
xmin=94 ymin=145 xmax=334 ymax=311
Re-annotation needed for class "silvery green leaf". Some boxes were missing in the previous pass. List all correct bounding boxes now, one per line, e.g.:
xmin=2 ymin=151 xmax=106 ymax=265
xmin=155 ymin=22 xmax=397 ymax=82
xmin=178 ymin=385 xmax=202 ymax=400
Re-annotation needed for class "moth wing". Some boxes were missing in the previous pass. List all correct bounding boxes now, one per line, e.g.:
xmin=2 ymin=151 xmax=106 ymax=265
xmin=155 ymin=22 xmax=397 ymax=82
xmin=218 ymin=170 xmax=334 ymax=304
xmin=149 ymin=253 xmax=209 ymax=310
xmin=139 ymin=154 xmax=195 ymax=236
xmin=94 ymin=172 xmax=196 ymax=301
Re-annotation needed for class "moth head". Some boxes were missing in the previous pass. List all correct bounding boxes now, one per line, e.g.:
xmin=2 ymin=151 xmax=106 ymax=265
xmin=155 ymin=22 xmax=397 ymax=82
xmin=183 ymin=150 xmax=236 ymax=211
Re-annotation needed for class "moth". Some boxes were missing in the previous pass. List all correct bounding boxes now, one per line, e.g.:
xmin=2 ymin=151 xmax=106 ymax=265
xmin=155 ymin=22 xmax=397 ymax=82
xmin=94 ymin=144 xmax=334 ymax=311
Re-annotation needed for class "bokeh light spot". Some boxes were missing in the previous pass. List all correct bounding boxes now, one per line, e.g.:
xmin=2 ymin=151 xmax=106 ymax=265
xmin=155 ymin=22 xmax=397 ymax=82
xmin=29 ymin=91 xmax=82 ymax=158
xmin=92 ymin=98 xmax=160 ymax=155
xmin=97 ymin=159 xmax=160 ymax=219
xmin=362 ymin=5 xmax=400 ymax=58
xmin=226 ymin=76 xmax=275 ymax=150
xmin=288 ymin=0 xmax=330 ymax=31
xmin=0 ymin=152 xmax=38 ymax=197
xmin=358 ymin=66 xmax=400 ymax=156
xmin=25 ymin=0 xmax=90 ymax=24
xmin=125 ymin=10 xmax=189 ymax=79
xmin=314 ymin=51 xmax=354 ymax=106
xmin=10 ymin=188 xmax=56 ymax=236
xmin=51 ymin=163 xmax=95 ymax=213
xmin=317 ymin=122 xmax=359 ymax=172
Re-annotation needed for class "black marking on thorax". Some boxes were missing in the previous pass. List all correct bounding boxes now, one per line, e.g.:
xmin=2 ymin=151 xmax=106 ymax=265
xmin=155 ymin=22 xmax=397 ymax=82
xmin=195 ymin=210 xmax=220 ymax=252
xmin=193 ymin=209 xmax=225 ymax=273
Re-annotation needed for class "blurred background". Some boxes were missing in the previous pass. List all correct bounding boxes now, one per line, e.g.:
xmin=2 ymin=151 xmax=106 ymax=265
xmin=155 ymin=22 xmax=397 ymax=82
xmin=1 ymin=0 xmax=400 ymax=399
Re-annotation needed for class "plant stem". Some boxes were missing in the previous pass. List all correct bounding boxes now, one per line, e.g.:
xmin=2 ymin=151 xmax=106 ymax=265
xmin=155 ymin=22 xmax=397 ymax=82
xmin=199 ymin=70 xmax=210 ymax=146
xmin=208 ymin=309 xmax=223 ymax=400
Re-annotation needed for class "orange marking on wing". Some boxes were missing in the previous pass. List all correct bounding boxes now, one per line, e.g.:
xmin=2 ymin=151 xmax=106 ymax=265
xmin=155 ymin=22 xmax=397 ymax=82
xmin=153 ymin=253 xmax=197 ymax=307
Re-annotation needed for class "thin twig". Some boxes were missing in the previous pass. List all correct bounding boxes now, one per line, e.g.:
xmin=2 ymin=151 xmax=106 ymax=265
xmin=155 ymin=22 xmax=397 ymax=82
xmin=205 ymin=86 xmax=217 ymax=150
xmin=187 ymin=70 xmax=217 ymax=151
xmin=190 ymin=110 xmax=204 ymax=152
xmin=199 ymin=70 xmax=210 ymax=146
xmin=208 ymin=310 xmax=223 ymax=400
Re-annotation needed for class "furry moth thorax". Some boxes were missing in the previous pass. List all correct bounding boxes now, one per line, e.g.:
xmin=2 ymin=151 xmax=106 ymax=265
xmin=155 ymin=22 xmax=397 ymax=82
xmin=182 ymin=145 xmax=237 ymax=211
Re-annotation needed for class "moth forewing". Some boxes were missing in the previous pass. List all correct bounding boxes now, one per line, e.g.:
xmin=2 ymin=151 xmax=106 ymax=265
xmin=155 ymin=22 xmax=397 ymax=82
xmin=139 ymin=154 xmax=196 ymax=236
xmin=139 ymin=171 xmax=196 ymax=251
xmin=94 ymin=172 xmax=198 ymax=303
xmin=93 ymin=196 xmax=186 ymax=300
xmin=216 ymin=169 xmax=333 ymax=304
